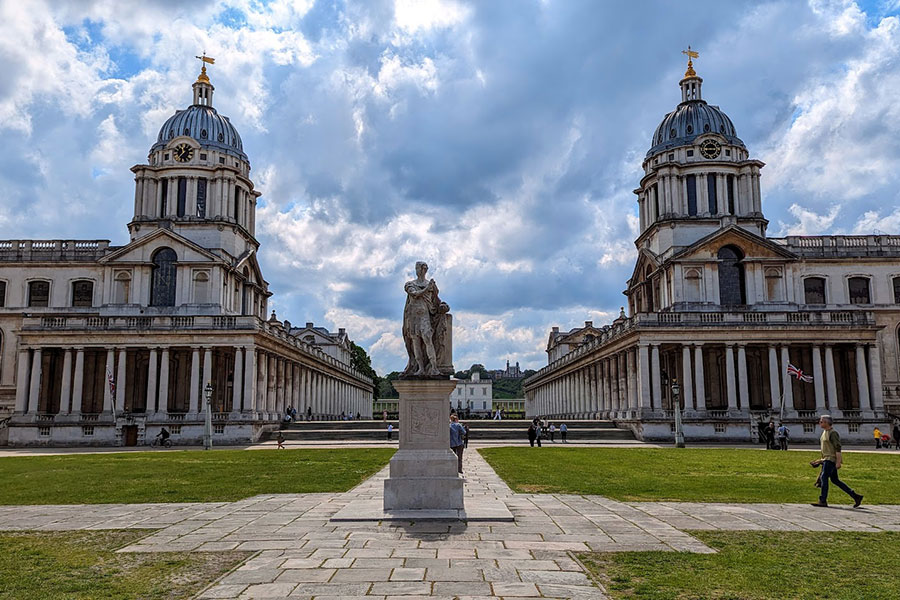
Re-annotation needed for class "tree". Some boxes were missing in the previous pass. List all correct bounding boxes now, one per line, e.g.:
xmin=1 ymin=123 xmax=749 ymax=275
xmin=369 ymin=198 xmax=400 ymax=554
xmin=377 ymin=371 xmax=401 ymax=399
xmin=350 ymin=342 xmax=379 ymax=397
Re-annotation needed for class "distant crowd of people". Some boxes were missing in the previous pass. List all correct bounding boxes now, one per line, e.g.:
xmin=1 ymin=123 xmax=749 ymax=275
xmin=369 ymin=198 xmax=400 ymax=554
xmin=527 ymin=418 xmax=566 ymax=446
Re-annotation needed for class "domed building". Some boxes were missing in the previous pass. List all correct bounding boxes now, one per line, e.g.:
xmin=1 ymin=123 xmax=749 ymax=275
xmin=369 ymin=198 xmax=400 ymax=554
xmin=525 ymin=53 xmax=900 ymax=442
xmin=0 ymin=62 xmax=374 ymax=446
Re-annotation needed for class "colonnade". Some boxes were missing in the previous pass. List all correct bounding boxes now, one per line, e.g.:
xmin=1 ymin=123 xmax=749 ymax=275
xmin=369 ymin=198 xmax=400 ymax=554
xmin=526 ymin=341 xmax=885 ymax=420
xmin=13 ymin=344 xmax=372 ymax=421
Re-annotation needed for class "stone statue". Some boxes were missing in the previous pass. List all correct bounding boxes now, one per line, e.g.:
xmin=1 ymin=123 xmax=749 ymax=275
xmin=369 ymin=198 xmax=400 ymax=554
xmin=401 ymin=261 xmax=452 ymax=378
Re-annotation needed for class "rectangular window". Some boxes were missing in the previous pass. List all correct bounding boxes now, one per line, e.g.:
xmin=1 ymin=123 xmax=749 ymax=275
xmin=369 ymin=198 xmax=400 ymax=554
xmin=28 ymin=281 xmax=50 ymax=307
xmin=848 ymin=423 xmax=859 ymax=433
xmin=219 ymin=157 xmax=225 ymax=164
xmin=707 ymin=174 xmax=718 ymax=214
xmin=214 ymin=424 xmax=225 ymax=435
xmin=72 ymin=281 xmax=93 ymax=307
xmin=160 ymin=179 xmax=168 ymax=216
xmin=727 ymin=174 xmax=735 ymax=214
xmin=170 ymin=425 xmax=181 ymax=435
xmin=686 ymin=150 xmax=694 ymax=157
xmin=714 ymin=423 xmax=726 ymax=433
xmin=653 ymin=183 xmax=660 ymax=219
xmin=82 ymin=426 xmax=94 ymax=436
xmin=893 ymin=277 xmax=900 ymax=304
xmin=233 ymin=187 xmax=240 ymax=222
xmin=39 ymin=427 xmax=51 ymax=436
xmin=848 ymin=277 xmax=871 ymax=304
xmin=803 ymin=423 xmax=814 ymax=433
xmin=0 ymin=280 xmax=5 ymax=307
xmin=686 ymin=174 xmax=697 ymax=216
xmin=804 ymin=278 xmax=826 ymax=304
xmin=199 ymin=153 xmax=207 ymax=161
xmin=177 ymin=177 xmax=187 ymax=217
xmin=482 ymin=388 xmax=486 ymax=395
xmin=196 ymin=178 xmax=207 ymax=218
xmin=482 ymin=401 xmax=486 ymax=409
xmin=469 ymin=388 xmax=473 ymax=396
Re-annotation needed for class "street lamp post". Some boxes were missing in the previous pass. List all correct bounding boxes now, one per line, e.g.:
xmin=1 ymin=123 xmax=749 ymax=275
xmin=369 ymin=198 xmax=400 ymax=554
xmin=672 ymin=378 xmax=685 ymax=448
xmin=203 ymin=382 xmax=213 ymax=450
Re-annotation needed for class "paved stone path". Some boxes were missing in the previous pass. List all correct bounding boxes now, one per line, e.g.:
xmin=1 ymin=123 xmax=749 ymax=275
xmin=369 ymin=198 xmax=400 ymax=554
xmin=2 ymin=450 xmax=899 ymax=599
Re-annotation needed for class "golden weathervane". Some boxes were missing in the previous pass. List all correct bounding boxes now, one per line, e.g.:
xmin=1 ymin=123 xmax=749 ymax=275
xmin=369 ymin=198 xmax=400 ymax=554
xmin=682 ymin=46 xmax=699 ymax=78
xmin=195 ymin=53 xmax=215 ymax=83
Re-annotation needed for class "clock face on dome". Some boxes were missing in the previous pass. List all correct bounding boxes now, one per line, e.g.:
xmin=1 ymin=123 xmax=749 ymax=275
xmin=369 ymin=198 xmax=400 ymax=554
xmin=173 ymin=143 xmax=194 ymax=162
xmin=699 ymin=139 xmax=722 ymax=159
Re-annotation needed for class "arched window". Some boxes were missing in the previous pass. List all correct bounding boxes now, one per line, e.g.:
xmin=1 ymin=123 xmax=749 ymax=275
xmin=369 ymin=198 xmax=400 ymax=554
xmin=193 ymin=271 xmax=210 ymax=304
xmin=113 ymin=272 xmax=131 ymax=304
xmin=150 ymin=248 xmax=177 ymax=307
xmin=804 ymin=277 xmax=826 ymax=305
xmin=645 ymin=267 xmax=655 ymax=312
xmin=848 ymin=277 xmax=871 ymax=304
xmin=717 ymin=245 xmax=745 ymax=306
xmin=28 ymin=280 xmax=50 ymax=307
xmin=71 ymin=280 xmax=94 ymax=307
xmin=765 ymin=268 xmax=783 ymax=302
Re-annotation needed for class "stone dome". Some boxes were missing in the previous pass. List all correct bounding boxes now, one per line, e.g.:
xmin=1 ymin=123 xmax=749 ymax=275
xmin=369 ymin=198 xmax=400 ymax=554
xmin=152 ymin=104 xmax=247 ymax=161
xmin=647 ymin=99 xmax=744 ymax=158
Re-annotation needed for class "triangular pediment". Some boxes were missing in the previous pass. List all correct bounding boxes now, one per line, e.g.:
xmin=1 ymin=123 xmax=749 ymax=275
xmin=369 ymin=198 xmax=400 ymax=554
xmin=670 ymin=225 xmax=798 ymax=262
xmin=234 ymin=250 xmax=267 ymax=288
xmin=628 ymin=247 xmax=661 ymax=287
xmin=99 ymin=229 xmax=223 ymax=265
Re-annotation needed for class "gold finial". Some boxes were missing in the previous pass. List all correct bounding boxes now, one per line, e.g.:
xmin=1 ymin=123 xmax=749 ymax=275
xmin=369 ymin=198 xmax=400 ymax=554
xmin=195 ymin=53 xmax=215 ymax=83
xmin=682 ymin=45 xmax=699 ymax=78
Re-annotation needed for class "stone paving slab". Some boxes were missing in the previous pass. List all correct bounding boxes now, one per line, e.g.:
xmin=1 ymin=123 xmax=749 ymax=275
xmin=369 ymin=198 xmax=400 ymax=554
xmin=3 ymin=450 xmax=900 ymax=599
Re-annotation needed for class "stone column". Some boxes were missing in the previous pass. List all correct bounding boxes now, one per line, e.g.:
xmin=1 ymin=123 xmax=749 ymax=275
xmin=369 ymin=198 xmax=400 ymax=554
xmin=103 ymin=348 xmax=115 ymax=415
xmin=855 ymin=345 xmax=871 ymax=412
xmin=71 ymin=348 xmax=84 ymax=416
xmin=824 ymin=345 xmax=838 ymax=412
xmin=737 ymin=344 xmax=748 ymax=412
xmin=812 ymin=346 xmax=826 ymax=413
xmin=202 ymin=347 xmax=212 ymax=412
xmin=651 ymin=345 xmax=662 ymax=412
xmin=868 ymin=343 xmax=884 ymax=414
xmin=243 ymin=347 xmax=256 ymax=414
xmin=618 ymin=352 xmax=627 ymax=413
xmin=292 ymin=363 xmax=300 ymax=409
xmin=725 ymin=344 xmax=737 ymax=412
xmin=189 ymin=347 xmax=200 ymax=415
xmin=60 ymin=349 xmax=73 ymax=415
xmin=626 ymin=350 xmax=637 ymax=413
xmin=158 ymin=348 xmax=170 ymax=417
xmin=116 ymin=348 xmax=127 ymax=414
xmin=15 ymin=349 xmax=31 ymax=414
xmin=694 ymin=345 xmax=706 ymax=412
xmin=681 ymin=345 xmax=694 ymax=411
xmin=256 ymin=351 xmax=267 ymax=418
xmin=146 ymin=348 xmax=158 ymax=415
xmin=232 ymin=347 xmax=243 ymax=415
xmin=768 ymin=346 xmax=781 ymax=414
xmin=638 ymin=344 xmax=651 ymax=411
xmin=267 ymin=354 xmax=276 ymax=416
xmin=780 ymin=346 xmax=794 ymax=412
xmin=276 ymin=358 xmax=285 ymax=415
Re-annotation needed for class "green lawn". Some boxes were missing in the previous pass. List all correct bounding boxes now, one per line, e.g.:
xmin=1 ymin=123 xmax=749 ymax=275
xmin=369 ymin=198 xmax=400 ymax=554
xmin=580 ymin=530 xmax=900 ymax=600
xmin=0 ymin=448 xmax=393 ymax=504
xmin=0 ymin=530 xmax=249 ymax=600
xmin=479 ymin=447 xmax=898 ymax=504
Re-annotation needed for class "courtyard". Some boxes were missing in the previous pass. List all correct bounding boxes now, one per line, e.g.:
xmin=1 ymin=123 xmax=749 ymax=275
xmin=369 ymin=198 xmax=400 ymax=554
xmin=1 ymin=446 xmax=898 ymax=599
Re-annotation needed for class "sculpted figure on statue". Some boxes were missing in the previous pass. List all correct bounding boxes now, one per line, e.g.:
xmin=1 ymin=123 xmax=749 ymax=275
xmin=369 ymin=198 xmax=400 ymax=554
xmin=402 ymin=261 xmax=452 ymax=378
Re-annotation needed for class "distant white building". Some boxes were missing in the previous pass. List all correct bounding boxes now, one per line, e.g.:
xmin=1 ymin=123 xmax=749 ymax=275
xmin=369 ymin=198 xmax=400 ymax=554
xmin=450 ymin=371 xmax=493 ymax=415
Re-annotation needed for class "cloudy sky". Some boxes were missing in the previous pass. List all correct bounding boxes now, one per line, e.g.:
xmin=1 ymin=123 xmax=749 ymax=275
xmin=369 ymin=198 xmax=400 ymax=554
xmin=2 ymin=0 xmax=900 ymax=374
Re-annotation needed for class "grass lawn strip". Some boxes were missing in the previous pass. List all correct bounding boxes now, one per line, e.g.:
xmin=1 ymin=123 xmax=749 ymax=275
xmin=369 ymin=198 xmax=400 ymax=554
xmin=0 ymin=448 xmax=394 ymax=505
xmin=0 ymin=529 xmax=251 ymax=600
xmin=579 ymin=530 xmax=900 ymax=600
xmin=479 ymin=447 xmax=898 ymax=504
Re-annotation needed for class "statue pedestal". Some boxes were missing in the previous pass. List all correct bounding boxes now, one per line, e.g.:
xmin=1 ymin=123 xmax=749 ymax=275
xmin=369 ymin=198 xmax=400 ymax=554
xmin=384 ymin=379 xmax=464 ymax=511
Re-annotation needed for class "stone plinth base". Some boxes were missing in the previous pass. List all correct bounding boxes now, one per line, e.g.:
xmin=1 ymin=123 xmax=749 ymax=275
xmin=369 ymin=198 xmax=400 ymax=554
xmin=384 ymin=378 xmax=464 ymax=512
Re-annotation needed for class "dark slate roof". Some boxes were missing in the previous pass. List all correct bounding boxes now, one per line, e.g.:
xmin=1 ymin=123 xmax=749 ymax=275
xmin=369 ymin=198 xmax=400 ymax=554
xmin=647 ymin=100 xmax=744 ymax=157
xmin=152 ymin=105 xmax=247 ymax=161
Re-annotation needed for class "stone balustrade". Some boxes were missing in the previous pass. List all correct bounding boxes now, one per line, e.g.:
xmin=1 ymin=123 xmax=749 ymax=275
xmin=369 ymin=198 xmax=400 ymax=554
xmin=0 ymin=240 xmax=112 ymax=261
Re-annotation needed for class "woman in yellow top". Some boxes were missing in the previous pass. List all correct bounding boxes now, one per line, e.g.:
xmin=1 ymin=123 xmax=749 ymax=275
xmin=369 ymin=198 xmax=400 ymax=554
xmin=874 ymin=426 xmax=882 ymax=449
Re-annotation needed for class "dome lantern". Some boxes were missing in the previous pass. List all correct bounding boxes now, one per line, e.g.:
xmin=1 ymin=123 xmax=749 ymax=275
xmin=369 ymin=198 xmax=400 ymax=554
xmin=680 ymin=47 xmax=702 ymax=103
xmin=192 ymin=54 xmax=215 ymax=107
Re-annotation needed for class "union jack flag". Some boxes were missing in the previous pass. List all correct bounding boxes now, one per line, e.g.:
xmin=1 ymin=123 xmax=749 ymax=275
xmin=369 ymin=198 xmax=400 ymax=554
xmin=787 ymin=363 xmax=813 ymax=383
xmin=106 ymin=367 xmax=116 ymax=397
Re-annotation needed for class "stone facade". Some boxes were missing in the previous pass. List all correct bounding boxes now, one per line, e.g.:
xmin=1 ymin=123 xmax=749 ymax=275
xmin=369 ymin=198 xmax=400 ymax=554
xmin=450 ymin=371 xmax=493 ymax=415
xmin=0 ymin=67 xmax=373 ymax=446
xmin=524 ymin=62 xmax=900 ymax=442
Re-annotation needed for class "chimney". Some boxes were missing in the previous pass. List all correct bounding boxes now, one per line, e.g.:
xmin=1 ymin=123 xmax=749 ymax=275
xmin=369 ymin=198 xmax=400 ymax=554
xmin=306 ymin=322 xmax=314 ymax=328
xmin=338 ymin=328 xmax=345 ymax=336
xmin=552 ymin=326 xmax=559 ymax=333
xmin=585 ymin=321 xmax=593 ymax=328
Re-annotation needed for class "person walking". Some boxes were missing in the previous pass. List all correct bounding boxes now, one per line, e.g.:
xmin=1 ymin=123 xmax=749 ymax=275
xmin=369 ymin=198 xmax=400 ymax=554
xmin=873 ymin=426 xmax=882 ymax=449
xmin=810 ymin=415 xmax=863 ymax=508
xmin=306 ymin=406 xmax=312 ymax=421
xmin=387 ymin=423 xmax=393 ymax=441
xmin=382 ymin=410 xmax=388 ymax=422
xmin=560 ymin=422 xmax=568 ymax=443
xmin=534 ymin=420 xmax=543 ymax=447
xmin=450 ymin=414 xmax=466 ymax=475
xmin=276 ymin=431 xmax=285 ymax=449
xmin=493 ymin=408 xmax=502 ymax=420
xmin=463 ymin=422 xmax=470 ymax=448
xmin=765 ymin=421 xmax=776 ymax=450
xmin=776 ymin=422 xmax=790 ymax=451
xmin=549 ymin=423 xmax=556 ymax=443
xmin=893 ymin=422 xmax=900 ymax=450
xmin=527 ymin=421 xmax=537 ymax=447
